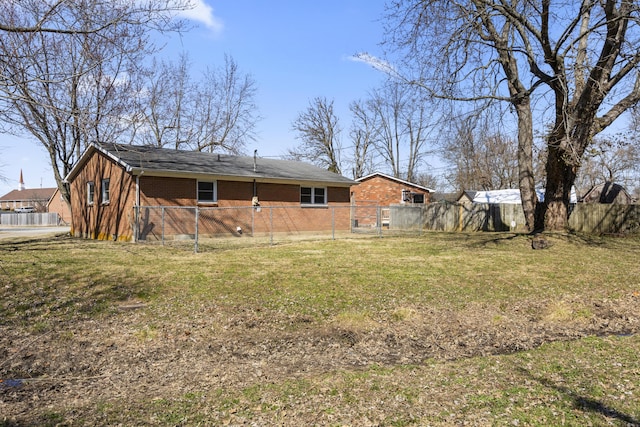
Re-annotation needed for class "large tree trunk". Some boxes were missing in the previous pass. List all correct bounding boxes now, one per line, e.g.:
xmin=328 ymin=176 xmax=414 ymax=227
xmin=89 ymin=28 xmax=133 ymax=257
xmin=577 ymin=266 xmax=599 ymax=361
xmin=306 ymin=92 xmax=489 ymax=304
xmin=514 ymin=99 xmax=536 ymax=232
xmin=541 ymin=142 xmax=578 ymax=231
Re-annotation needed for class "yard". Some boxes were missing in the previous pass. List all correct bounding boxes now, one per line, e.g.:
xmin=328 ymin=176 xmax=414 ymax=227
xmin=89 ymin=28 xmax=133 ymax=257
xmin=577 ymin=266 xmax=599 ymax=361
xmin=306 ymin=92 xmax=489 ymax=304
xmin=1 ymin=232 xmax=639 ymax=426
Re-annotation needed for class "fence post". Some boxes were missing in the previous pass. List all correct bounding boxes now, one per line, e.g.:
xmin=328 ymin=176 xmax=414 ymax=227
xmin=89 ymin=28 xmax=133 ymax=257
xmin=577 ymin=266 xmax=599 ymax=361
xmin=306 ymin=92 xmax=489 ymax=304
xmin=269 ymin=207 xmax=274 ymax=246
xmin=134 ymin=205 xmax=139 ymax=242
xmin=331 ymin=207 xmax=335 ymax=240
xmin=194 ymin=207 xmax=199 ymax=253
xmin=161 ymin=207 xmax=165 ymax=246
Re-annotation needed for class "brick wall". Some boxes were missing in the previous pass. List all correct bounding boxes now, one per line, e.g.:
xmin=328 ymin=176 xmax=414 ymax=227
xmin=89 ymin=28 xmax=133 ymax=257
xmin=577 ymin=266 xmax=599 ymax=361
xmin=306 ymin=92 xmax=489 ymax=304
xmin=139 ymin=178 xmax=351 ymax=207
xmin=71 ymin=152 xmax=354 ymax=241
xmin=70 ymin=151 xmax=136 ymax=240
xmin=47 ymin=189 xmax=71 ymax=224
xmin=351 ymin=175 xmax=431 ymax=206
xmin=140 ymin=176 xmax=195 ymax=206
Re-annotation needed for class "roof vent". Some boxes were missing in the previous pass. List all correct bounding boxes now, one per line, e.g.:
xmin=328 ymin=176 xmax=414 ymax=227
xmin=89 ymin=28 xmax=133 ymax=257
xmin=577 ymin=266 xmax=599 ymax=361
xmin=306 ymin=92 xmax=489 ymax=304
xmin=253 ymin=149 xmax=257 ymax=172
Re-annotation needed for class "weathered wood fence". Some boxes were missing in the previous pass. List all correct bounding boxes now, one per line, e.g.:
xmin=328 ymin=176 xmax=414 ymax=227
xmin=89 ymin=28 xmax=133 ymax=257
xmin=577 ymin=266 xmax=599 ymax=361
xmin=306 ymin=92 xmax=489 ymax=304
xmin=389 ymin=203 xmax=640 ymax=234
xmin=0 ymin=212 xmax=62 ymax=226
xmin=567 ymin=204 xmax=640 ymax=234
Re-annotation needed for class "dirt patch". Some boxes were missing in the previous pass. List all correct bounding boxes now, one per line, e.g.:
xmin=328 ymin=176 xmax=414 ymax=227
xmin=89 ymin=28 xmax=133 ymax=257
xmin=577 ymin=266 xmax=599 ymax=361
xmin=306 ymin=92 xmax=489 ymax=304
xmin=2 ymin=293 xmax=639 ymax=425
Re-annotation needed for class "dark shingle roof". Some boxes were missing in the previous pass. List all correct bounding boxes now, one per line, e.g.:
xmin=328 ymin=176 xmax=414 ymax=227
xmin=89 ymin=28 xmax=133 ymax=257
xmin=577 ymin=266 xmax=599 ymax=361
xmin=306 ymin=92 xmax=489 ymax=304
xmin=68 ymin=143 xmax=356 ymax=187
xmin=580 ymin=182 xmax=634 ymax=204
xmin=462 ymin=190 xmax=477 ymax=200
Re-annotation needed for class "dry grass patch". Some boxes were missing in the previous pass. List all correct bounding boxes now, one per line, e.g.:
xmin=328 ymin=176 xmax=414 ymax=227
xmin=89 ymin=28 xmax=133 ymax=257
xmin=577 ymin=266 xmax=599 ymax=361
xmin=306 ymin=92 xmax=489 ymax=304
xmin=1 ymin=232 xmax=639 ymax=426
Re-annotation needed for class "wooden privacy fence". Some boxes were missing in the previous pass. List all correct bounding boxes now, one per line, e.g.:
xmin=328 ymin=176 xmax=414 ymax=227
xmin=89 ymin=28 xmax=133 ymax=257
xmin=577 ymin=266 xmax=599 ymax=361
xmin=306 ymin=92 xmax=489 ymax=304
xmin=390 ymin=203 xmax=528 ymax=232
xmin=0 ymin=212 xmax=61 ymax=226
xmin=568 ymin=203 xmax=640 ymax=234
xmin=389 ymin=203 xmax=640 ymax=234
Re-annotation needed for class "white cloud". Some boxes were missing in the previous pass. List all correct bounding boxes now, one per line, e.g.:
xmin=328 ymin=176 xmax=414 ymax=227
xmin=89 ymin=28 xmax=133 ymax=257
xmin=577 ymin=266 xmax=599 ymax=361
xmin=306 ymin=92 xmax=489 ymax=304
xmin=349 ymin=52 xmax=399 ymax=78
xmin=180 ymin=0 xmax=224 ymax=33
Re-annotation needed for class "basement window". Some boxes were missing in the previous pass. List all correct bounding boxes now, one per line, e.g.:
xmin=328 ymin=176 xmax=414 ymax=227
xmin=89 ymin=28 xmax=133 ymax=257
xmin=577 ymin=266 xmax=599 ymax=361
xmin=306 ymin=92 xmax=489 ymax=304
xmin=87 ymin=181 xmax=95 ymax=205
xmin=198 ymin=180 xmax=217 ymax=203
xmin=301 ymin=187 xmax=326 ymax=205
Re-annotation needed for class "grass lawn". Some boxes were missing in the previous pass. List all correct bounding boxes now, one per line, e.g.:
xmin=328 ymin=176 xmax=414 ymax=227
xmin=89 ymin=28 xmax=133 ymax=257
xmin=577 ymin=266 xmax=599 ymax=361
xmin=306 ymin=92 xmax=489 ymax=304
xmin=1 ymin=232 xmax=639 ymax=426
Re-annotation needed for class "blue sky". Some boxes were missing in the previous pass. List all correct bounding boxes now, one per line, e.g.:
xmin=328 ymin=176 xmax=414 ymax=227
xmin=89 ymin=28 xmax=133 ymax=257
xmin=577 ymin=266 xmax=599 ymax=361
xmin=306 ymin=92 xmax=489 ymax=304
xmin=0 ymin=0 xmax=388 ymax=196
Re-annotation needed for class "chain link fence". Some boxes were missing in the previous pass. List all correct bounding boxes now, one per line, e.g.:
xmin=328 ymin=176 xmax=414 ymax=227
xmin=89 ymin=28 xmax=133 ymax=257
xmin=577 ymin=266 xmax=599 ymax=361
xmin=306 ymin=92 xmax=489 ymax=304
xmin=134 ymin=205 xmax=392 ymax=252
xmin=133 ymin=202 xmax=640 ymax=252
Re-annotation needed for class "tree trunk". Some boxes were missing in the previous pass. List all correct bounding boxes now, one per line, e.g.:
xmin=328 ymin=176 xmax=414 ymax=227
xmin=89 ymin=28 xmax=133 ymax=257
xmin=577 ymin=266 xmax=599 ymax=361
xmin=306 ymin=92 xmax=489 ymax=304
xmin=514 ymin=99 xmax=537 ymax=232
xmin=541 ymin=143 xmax=577 ymax=231
xmin=47 ymin=148 xmax=74 ymax=218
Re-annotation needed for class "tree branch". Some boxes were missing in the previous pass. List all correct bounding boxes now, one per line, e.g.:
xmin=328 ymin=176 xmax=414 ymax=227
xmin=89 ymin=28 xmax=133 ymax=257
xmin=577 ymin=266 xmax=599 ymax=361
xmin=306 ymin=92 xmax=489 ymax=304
xmin=596 ymin=72 xmax=640 ymax=132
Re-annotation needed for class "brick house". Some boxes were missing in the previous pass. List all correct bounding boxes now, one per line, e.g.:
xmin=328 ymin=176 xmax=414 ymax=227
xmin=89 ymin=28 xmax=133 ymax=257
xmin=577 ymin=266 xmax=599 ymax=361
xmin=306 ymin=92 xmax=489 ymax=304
xmin=350 ymin=173 xmax=434 ymax=227
xmin=352 ymin=173 xmax=434 ymax=206
xmin=64 ymin=143 xmax=357 ymax=241
xmin=0 ymin=187 xmax=57 ymax=212
xmin=46 ymin=188 xmax=72 ymax=224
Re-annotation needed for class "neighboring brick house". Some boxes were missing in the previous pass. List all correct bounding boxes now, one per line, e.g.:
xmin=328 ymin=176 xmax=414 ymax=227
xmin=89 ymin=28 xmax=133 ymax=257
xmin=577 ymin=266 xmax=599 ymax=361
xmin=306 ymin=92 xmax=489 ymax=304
xmin=352 ymin=173 xmax=434 ymax=206
xmin=0 ymin=187 xmax=57 ymax=212
xmin=0 ymin=170 xmax=71 ymax=224
xmin=351 ymin=173 xmax=434 ymax=227
xmin=47 ymin=188 xmax=72 ymax=224
xmin=64 ymin=143 xmax=357 ymax=241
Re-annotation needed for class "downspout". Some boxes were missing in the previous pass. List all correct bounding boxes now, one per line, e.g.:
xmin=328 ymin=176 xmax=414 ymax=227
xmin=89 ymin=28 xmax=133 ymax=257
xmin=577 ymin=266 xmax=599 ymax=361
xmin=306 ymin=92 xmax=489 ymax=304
xmin=252 ymin=150 xmax=259 ymax=204
xmin=252 ymin=150 xmax=260 ymax=236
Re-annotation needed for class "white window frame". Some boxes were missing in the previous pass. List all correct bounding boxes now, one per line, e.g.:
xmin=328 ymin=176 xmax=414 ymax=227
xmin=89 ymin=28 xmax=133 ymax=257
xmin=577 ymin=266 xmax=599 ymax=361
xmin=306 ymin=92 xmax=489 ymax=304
xmin=401 ymin=189 xmax=425 ymax=204
xmin=87 ymin=181 xmax=95 ymax=206
xmin=300 ymin=186 xmax=327 ymax=205
xmin=101 ymin=178 xmax=110 ymax=204
xmin=197 ymin=180 xmax=217 ymax=203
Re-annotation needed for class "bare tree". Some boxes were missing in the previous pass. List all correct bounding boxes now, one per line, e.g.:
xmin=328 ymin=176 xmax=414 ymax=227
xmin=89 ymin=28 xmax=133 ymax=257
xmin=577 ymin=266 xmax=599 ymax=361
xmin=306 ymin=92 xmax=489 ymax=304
xmin=0 ymin=0 xmax=189 ymax=34
xmin=0 ymin=0 xmax=189 ymax=204
xmin=442 ymin=113 xmax=518 ymax=191
xmin=130 ymin=54 xmax=193 ymax=149
xmin=414 ymin=171 xmax=440 ymax=191
xmin=386 ymin=0 xmax=640 ymax=232
xmin=366 ymin=81 xmax=434 ymax=182
xmin=348 ymin=99 xmax=376 ymax=179
xmin=574 ymin=135 xmax=640 ymax=195
xmin=442 ymin=115 xmax=479 ymax=191
xmin=130 ymin=54 xmax=259 ymax=153
xmin=191 ymin=55 xmax=259 ymax=154
xmin=290 ymin=97 xmax=342 ymax=173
